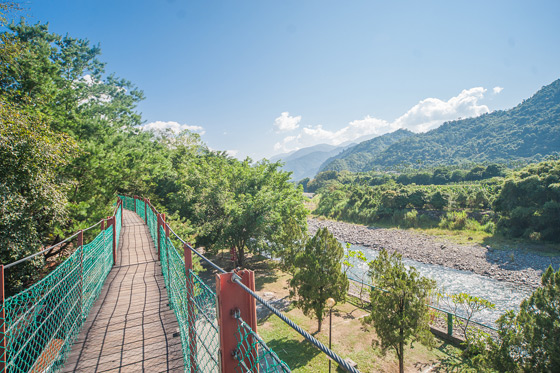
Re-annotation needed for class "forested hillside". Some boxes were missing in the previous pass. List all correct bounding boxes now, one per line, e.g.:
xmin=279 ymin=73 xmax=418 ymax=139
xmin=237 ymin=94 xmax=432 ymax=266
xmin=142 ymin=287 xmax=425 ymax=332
xmin=318 ymin=129 xmax=414 ymax=173
xmin=323 ymin=80 xmax=560 ymax=172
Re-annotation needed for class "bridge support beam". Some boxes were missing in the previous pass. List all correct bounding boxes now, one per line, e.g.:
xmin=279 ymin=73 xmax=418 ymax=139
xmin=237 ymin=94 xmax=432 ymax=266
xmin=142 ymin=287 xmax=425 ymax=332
xmin=216 ymin=270 xmax=257 ymax=373
xmin=184 ymin=243 xmax=198 ymax=371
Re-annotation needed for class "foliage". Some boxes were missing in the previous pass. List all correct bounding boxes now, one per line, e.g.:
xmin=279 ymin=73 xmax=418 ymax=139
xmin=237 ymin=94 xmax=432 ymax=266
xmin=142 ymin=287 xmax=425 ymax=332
xmin=312 ymin=159 xmax=560 ymax=242
xmin=343 ymin=248 xmax=369 ymax=306
xmin=289 ymin=228 xmax=348 ymax=332
xmin=364 ymin=249 xmax=436 ymax=373
xmin=439 ymin=292 xmax=495 ymax=355
xmin=494 ymin=161 xmax=560 ymax=241
xmin=160 ymin=147 xmax=308 ymax=267
xmin=0 ymin=99 xmax=76 ymax=295
xmin=488 ymin=266 xmax=560 ymax=372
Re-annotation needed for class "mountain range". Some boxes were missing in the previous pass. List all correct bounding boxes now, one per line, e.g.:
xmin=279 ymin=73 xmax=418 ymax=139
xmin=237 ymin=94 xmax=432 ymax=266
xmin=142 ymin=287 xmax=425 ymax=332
xmin=275 ymin=78 xmax=560 ymax=180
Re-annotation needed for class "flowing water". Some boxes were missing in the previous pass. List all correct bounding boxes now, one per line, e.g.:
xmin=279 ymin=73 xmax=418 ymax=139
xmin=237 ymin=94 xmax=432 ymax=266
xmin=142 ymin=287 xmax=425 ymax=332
xmin=345 ymin=244 xmax=534 ymax=327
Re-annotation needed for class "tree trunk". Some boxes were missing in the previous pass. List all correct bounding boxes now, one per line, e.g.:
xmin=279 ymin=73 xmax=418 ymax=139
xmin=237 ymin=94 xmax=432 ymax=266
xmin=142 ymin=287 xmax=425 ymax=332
xmin=317 ymin=318 xmax=322 ymax=332
xmin=399 ymin=332 xmax=404 ymax=373
xmin=236 ymin=246 xmax=245 ymax=267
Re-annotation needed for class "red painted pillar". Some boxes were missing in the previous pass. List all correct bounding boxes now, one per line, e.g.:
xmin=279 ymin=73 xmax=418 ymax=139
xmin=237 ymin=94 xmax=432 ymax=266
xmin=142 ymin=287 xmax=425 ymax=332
xmin=164 ymin=216 xmax=170 ymax=285
xmin=144 ymin=198 xmax=148 ymax=223
xmin=107 ymin=217 xmax=117 ymax=266
xmin=156 ymin=213 xmax=162 ymax=260
xmin=184 ymin=243 xmax=198 ymax=371
xmin=133 ymin=195 xmax=137 ymax=212
xmin=0 ymin=265 xmax=6 ymax=372
xmin=216 ymin=270 xmax=258 ymax=373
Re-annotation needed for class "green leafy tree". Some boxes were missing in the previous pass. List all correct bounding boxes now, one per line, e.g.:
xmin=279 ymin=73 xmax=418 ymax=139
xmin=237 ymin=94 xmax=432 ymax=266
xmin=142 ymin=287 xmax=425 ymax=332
xmin=488 ymin=266 xmax=560 ymax=372
xmin=290 ymin=228 xmax=348 ymax=332
xmin=365 ymin=249 xmax=436 ymax=373
xmin=0 ymin=100 xmax=76 ymax=295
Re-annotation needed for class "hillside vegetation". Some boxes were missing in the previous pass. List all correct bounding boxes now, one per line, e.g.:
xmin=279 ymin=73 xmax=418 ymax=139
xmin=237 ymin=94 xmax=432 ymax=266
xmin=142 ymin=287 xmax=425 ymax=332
xmin=311 ymin=160 xmax=560 ymax=243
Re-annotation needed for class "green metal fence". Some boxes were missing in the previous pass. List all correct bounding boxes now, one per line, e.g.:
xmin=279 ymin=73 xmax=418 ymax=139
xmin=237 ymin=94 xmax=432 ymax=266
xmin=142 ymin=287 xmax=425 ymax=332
xmin=1 ymin=200 xmax=123 ymax=373
xmin=233 ymin=314 xmax=290 ymax=372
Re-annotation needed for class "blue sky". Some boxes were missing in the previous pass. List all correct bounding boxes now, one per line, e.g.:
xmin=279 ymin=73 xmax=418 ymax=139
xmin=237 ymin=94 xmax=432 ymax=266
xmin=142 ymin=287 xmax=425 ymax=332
xmin=23 ymin=0 xmax=560 ymax=159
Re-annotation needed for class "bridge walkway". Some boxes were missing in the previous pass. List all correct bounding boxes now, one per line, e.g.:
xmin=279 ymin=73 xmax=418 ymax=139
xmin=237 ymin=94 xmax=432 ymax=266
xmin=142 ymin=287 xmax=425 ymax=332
xmin=62 ymin=210 xmax=183 ymax=372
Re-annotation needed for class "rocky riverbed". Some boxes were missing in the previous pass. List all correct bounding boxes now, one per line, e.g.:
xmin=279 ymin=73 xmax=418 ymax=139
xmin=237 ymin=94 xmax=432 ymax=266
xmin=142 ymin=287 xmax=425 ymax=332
xmin=308 ymin=217 xmax=560 ymax=289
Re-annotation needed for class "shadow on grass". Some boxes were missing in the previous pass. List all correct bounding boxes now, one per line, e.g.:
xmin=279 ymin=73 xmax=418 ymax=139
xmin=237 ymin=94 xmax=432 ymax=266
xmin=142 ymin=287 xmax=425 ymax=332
xmin=431 ymin=342 xmax=477 ymax=372
xmin=255 ymin=270 xmax=280 ymax=291
xmin=265 ymin=337 xmax=322 ymax=369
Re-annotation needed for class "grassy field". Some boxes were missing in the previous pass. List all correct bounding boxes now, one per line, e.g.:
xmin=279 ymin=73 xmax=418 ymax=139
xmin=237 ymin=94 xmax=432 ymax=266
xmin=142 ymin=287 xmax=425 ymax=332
xmin=251 ymin=262 xmax=479 ymax=372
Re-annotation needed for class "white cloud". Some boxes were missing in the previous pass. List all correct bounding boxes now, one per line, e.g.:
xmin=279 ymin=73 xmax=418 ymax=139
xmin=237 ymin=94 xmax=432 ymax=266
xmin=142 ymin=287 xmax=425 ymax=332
xmin=274 ymin=112 xmax=301 ymax=132
xmin=493 ymin=86 xmax=504 ymax=94
xmin=226 ymin=149 xmax=239 ymax=157
xmin=274 ymin=87 xmax=490 ymax=153
xmin=143 ymin=121 xmax=205 ymax=135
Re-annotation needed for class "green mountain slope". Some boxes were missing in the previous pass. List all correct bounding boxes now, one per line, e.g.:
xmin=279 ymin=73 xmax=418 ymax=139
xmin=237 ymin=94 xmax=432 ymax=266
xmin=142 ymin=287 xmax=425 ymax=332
xmin=366 ymin=79 xmax=560 ymax=169
xmin=319 ymin=129 xmax=414 ymax=172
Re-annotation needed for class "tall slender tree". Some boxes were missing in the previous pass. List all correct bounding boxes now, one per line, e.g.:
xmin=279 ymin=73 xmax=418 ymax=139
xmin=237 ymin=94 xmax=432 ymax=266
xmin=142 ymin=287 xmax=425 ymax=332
xmin=365 ymin=249 xmax=435 ymax=373
xmin=290 ymin=228 xmax=348 ymax=332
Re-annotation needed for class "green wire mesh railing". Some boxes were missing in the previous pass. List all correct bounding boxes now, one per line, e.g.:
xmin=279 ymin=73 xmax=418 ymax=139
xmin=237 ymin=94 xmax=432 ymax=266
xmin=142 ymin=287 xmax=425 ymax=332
xmin=1 ymin=200 xmax=123 ymax=373
xmin=158 ymin=224 xmax=221 ymax=372
xmin=233 ymin=314 xmax=290 ymax=373
xmin=82 ymin=227 xmax=114 ymax=319
xmin=135 ymin=197 xmax=146 ymax=221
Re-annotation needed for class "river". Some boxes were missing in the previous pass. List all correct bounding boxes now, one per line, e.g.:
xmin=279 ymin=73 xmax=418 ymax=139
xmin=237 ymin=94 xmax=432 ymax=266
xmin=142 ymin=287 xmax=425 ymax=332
xmin=344 ymin=243 xmax=534 ymax=327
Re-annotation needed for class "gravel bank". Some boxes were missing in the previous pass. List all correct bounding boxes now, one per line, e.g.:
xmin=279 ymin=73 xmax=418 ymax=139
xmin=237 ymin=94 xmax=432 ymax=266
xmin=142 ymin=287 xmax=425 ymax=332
xmin=308 ymin=218 xmax=560 ymax=289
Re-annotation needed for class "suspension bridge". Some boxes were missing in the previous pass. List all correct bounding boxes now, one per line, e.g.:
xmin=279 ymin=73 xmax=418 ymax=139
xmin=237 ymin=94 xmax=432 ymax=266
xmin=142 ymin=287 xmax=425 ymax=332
xmin=0 ymin=196 xmax=360 ymax=372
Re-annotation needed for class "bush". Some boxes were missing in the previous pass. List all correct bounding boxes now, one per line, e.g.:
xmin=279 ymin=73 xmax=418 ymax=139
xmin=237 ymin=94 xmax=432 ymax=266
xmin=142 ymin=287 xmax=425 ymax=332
xmin=439 ymin=211 xmax=468 ymax=230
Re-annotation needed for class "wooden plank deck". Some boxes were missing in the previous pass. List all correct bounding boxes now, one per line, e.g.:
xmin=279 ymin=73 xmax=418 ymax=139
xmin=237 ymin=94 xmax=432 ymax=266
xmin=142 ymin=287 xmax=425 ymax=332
xmin=63 ymin=210 xmax=184 ymax=372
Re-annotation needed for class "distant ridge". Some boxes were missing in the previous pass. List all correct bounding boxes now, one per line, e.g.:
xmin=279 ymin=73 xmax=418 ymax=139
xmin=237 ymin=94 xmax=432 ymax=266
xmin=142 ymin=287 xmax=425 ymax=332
xmin=319 ymin=79 xmax=560 ymax=172
xmin=272 ymin=143 xmax=355 ymax=181
xmin=319 ymin=129 xmax=414 ymax=173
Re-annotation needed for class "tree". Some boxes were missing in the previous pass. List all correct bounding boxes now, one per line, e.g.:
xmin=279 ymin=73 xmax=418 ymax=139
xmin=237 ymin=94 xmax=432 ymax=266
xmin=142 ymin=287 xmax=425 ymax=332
xmin=1 ymin=20 xmax=148 ymax=233
xmin=290 ymin=228 xmax=348 ymax=332
xmin=439 ymin=292 xmax=494 ymax=356
xmin=365 ymin=249 xmax=435 ymax=373
xmin=489 ymin=266 xmax=560 ymax=372
xmin=0 ymin=99 xmax=76 ymax=295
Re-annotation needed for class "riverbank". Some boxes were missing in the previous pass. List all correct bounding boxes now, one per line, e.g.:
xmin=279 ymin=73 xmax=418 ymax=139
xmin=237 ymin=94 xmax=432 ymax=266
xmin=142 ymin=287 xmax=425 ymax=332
xmin=308 ymin=217 xmax=560 ymax=288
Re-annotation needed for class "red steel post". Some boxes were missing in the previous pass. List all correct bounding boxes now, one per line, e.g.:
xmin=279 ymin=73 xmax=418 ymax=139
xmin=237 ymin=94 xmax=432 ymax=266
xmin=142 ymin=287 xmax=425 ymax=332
xmin=0 ymin=265 xmax=6 ymax=372
xmin=216 ymin=270 xmax=258 ymax=373
xmin=164 ymin=216 xmax=170 ymax=287
xmin=184 ymin=243 xmax=198 ymax=371
xmin=144 ymin=198 xmax=148 ymax=223
xmin=107 ymin=217 xmax=117 ymax=265
xmin=133 ymin=195 xmax=137 ymax=212
xmin=156 ymin=213 xmax=162 ymax=260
